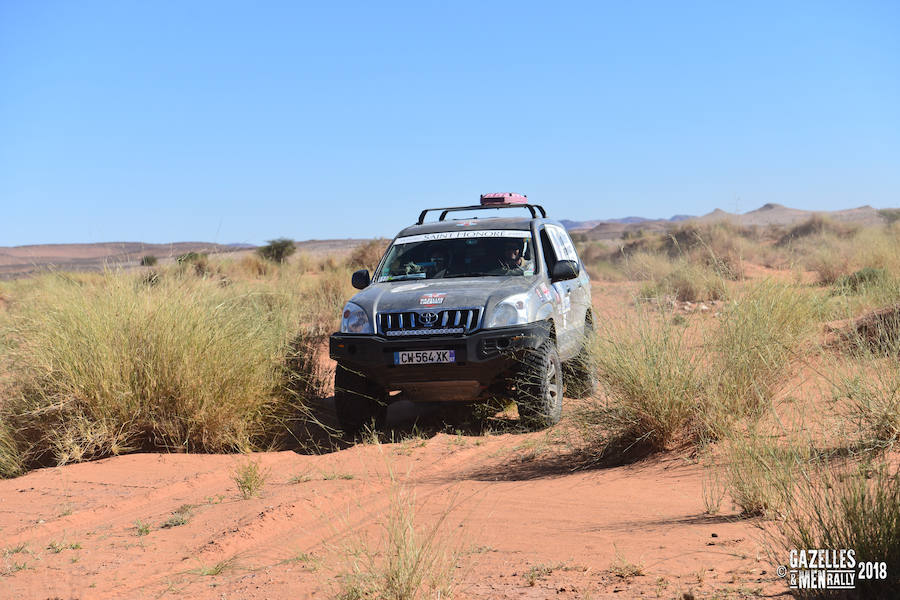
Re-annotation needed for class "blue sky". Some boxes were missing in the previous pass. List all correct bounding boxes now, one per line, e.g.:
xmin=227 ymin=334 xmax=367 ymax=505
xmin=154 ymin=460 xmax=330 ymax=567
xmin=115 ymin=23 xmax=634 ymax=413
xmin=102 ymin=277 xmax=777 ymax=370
xmin=1 ymin=1 xmax=898 ymax=246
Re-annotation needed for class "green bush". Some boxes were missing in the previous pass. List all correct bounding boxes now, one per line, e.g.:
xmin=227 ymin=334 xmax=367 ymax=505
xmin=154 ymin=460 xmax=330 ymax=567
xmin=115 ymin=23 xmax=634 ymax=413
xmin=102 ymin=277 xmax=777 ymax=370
xmin=140 ymin=255 xmax=158 ymax=266
xmin=257 ymin=238 xmax=297 ymax=264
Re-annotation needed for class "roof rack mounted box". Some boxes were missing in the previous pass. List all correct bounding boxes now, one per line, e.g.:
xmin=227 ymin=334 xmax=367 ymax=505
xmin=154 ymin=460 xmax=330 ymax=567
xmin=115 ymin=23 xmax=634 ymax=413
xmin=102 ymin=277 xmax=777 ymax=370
xmin=416 ymin=193 xmax=546 ymax=224
xmin=480 ymin=192 xmax=528 ymax=205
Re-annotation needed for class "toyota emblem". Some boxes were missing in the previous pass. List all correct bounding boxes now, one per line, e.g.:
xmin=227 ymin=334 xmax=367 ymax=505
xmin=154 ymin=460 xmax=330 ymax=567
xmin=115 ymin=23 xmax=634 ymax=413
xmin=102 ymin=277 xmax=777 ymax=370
xmin=421 ymin=312 xmax=439 ymax=326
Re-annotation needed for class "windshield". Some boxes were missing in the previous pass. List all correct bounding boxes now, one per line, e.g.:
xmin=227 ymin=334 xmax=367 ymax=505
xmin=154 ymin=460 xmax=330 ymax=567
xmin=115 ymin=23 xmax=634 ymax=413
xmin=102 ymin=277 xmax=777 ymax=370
xmin=377 ymin=231 xmax=535 ymax=282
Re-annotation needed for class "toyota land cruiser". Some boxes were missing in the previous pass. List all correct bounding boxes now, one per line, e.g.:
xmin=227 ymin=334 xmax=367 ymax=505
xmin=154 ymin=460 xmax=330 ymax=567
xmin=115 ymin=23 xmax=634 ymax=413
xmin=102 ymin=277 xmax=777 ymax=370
xmin=329 ymin=193 xmax=595 ymax=433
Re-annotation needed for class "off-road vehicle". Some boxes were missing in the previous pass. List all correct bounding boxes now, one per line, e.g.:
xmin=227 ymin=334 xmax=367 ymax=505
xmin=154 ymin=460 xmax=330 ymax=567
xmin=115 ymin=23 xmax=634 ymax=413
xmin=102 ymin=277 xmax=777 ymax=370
xmin=329 ymin=193 xmax=594 ymax=433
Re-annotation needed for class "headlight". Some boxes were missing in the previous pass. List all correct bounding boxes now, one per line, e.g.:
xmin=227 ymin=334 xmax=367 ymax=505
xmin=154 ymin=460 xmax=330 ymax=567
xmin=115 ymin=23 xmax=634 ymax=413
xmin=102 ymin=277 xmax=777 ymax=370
xmin=486 ymin=294 xmax=530 ymax=328
xmin=340 ymin=302 xmax=373 ymax=334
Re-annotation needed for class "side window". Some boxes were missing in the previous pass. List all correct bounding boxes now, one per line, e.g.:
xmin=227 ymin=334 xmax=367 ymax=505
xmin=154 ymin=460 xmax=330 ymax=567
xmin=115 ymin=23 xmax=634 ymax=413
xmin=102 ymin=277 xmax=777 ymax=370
xmin=545 ymin=225 xmax=578 ymax=262
xmin=540 ymin=229 xmax=557 ymax=270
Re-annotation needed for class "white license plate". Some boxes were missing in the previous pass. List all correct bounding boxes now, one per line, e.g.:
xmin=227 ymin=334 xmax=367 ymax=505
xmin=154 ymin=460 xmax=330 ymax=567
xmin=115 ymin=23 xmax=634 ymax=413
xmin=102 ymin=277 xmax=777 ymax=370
xmin=393 ymin=350 xmax=456 ymax=365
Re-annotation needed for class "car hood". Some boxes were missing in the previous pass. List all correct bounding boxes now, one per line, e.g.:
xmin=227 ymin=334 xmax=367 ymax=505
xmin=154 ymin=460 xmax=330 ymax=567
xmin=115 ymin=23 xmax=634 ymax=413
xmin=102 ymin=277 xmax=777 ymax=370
xmin=348 ymin=277 xmax=536 ymax=316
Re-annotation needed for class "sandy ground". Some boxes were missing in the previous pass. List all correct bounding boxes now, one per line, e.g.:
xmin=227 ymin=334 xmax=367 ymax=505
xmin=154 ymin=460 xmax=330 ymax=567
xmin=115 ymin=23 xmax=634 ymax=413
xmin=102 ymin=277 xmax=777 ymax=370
xmin=0 ymin=420 xmax=787 ymax=600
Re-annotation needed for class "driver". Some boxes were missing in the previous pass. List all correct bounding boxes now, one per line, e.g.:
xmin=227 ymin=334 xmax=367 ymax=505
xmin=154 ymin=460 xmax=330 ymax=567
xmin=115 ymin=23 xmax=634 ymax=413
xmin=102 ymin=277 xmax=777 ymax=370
xmin=497 ymin=238 xmax=525 ymax=273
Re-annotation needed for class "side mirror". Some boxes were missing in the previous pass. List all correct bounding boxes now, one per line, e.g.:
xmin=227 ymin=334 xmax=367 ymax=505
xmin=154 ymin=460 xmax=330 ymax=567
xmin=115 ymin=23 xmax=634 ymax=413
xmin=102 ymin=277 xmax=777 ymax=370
xmin=550 ymin=260 xmax=579 ymax=282
xmin=351 ymin=269 xmax=371 ymax=289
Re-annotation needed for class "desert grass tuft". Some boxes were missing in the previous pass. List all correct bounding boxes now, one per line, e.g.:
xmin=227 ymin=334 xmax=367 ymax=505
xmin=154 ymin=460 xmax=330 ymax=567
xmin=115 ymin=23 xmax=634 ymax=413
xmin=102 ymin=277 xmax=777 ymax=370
xmin=719 ymin=429 xmax=811 ymax=517
xmin=830 ymin=335 xmax=900 ymax=452
xmin=232 ymin=459 xmax=269 ymax=499
xmin=0 ymin=425 xmax=24 ymax=479
xmin=580 ymin=310 xmax=704 ymax=454
xmin=334 ymin=481 xmax=463 ymax=600
xmin=701 ymin=281 xmax=822 ymax=436
xmin=0 ymin=270 xmax=337 ymax=474
xmin=767 ymin=459 xmax=900 ymax=598
xmin=639 ymin=262 xmax=727 ymax=302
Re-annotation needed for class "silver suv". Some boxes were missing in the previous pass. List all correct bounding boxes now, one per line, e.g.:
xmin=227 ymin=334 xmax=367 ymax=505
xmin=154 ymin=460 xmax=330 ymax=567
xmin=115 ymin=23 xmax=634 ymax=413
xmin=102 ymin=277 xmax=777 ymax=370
xmin=329 ymin=194 xmax=594 ymax=433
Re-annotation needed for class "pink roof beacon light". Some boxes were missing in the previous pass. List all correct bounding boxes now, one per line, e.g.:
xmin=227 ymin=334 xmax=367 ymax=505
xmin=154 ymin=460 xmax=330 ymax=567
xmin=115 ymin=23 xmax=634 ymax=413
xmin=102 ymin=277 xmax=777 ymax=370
xmin=480 ymin=192 xmax=529 ymax=205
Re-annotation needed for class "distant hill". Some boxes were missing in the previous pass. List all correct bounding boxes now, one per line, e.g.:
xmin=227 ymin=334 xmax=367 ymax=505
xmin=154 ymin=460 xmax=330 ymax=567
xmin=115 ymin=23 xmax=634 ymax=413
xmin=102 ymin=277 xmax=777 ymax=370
xmin=0 ymin=239 xmax=376 ymax=279
xmin=570 ymin=203 xmax=891 ymax=240
xmin=563 ymin=213 xmax=695 ymax=232
xmin=0 ymin=242 xmax=243 ymax=279
xmin=692 ymin=203 xmax=883 ymax=227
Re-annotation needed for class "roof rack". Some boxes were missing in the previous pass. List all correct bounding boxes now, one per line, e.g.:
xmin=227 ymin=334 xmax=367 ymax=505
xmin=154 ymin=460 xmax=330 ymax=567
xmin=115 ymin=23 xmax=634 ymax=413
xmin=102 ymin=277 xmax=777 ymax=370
xmin=417 ymin=203 xmax=547 ymax=225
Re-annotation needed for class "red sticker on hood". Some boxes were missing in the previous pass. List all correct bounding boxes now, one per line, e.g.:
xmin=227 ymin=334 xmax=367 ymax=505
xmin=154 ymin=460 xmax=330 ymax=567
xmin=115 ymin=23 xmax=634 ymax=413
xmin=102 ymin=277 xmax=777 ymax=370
xmin=419 ymin=293 xmax=446 ymax=306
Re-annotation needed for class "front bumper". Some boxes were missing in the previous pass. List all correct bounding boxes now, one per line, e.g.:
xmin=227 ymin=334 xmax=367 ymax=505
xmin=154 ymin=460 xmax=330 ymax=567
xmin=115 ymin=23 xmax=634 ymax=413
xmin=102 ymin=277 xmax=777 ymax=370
xmin=329 ymin=322 xmax=550 ymax=401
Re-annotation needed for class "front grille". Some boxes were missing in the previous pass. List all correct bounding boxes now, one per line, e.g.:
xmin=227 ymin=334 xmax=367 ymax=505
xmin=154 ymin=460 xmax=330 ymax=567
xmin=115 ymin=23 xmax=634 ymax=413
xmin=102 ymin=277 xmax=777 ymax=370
xmin=378 ymin=308 xmax=481 ymax=336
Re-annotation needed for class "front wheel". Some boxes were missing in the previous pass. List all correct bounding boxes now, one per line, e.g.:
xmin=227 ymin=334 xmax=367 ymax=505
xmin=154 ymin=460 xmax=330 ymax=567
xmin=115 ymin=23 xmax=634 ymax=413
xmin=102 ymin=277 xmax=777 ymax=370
xmin=334 ymin=364 xmax=387 ymax=437
xmin=514 ymin=341 xmax=563 ymax=430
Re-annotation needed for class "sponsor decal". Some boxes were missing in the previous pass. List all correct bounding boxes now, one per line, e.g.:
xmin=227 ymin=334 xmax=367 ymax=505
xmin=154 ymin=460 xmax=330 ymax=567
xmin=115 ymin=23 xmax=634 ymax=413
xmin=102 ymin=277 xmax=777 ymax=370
xmin=455 ymin=220 xmax=478 ymax=226
xmin=394 ymin=230 xmax=530 ymax=244
xmin=419 ymin=293 xmax=446 ymax=306
xmin=537 ymin=282 xmax=551 ymax=301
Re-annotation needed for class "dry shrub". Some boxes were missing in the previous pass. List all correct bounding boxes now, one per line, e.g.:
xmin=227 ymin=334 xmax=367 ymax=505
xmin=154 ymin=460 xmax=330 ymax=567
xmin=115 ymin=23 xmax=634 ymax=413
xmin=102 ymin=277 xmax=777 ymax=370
xmin=576 ymin=240 xmax=609 ymax=265
xmin=768 ymin=459 xmax=900 ymax=599
xmin=878 ymin=208 xmax=900 ymax=225
xmin=701 ymin=281 xmax=821 ymax=437
xmin=664 ymin=223 xmax=750 ymax=277
xmin=581 ymin=281 xmax=821 ymax=456
xmin=639 ymin=262 xmax=727 ymax=302
xmin=0 ymin=271 xmax=323 ymax=473
xmin=620 ymin=251 xmax=674 ymax=281
xmin=0 ymin=425 xmax=24 ymax=478
xmin=718 ymin=426 xmax=900 ymax=597
xmin=285 ymin=325 xmax=333 ymax=402
xmin=298 ymin=269 xmax=354 ymax=327
xmin=614 ymin=223 xmax=754 ymax=282
xmin=237 ymin=254 xmax=271 ymax=277
xmin=789 ymin=224 xmax=900 ymax=286
xmin=777 ymin=215 xmax=859 ymax=247
xmin=720 ymin=429 xmax=809 ymax=517
xmin=580 ymin=312 xmax=704 ymax=454
xmin=294 ymin=252 xmax=313 ymax=273
xmin=803 ymin=238 xmax=856 ymax=284
xmin=318 ymin=255 xmax=341 ymax=272
xmin=837 ymin=304 xmax=900 ymax=356
xmin=833 ymin=364 xmax=900 ymax=453
xmin=348 ymin=238 xmax=390 ymax=271
xmin=583 ymin=259 xmax=627 ymax=282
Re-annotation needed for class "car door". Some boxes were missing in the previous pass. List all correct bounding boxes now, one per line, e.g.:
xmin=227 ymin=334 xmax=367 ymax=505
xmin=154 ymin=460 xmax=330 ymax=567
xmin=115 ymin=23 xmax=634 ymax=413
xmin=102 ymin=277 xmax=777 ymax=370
xmin=541 ymin=225 xmax=584 ymax=360
xmin=562 ymin=228 xmax=591 ymax=334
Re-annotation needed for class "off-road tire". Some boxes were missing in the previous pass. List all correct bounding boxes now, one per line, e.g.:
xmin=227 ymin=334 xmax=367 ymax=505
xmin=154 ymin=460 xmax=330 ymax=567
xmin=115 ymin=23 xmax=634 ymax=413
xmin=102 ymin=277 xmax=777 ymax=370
xmin=563 ymin=319 xmax=598 ymax=399
xmin=334 ymin=364 xmax=387 ymax=437
xmin=514 ymin=341 xmax=563 ymax=430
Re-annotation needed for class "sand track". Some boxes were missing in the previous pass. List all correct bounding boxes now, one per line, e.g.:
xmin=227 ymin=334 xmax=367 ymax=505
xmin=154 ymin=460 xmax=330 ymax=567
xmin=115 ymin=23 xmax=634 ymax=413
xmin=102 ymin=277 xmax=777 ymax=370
xmin=0 ymin=427 xmax=786 ymax=599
